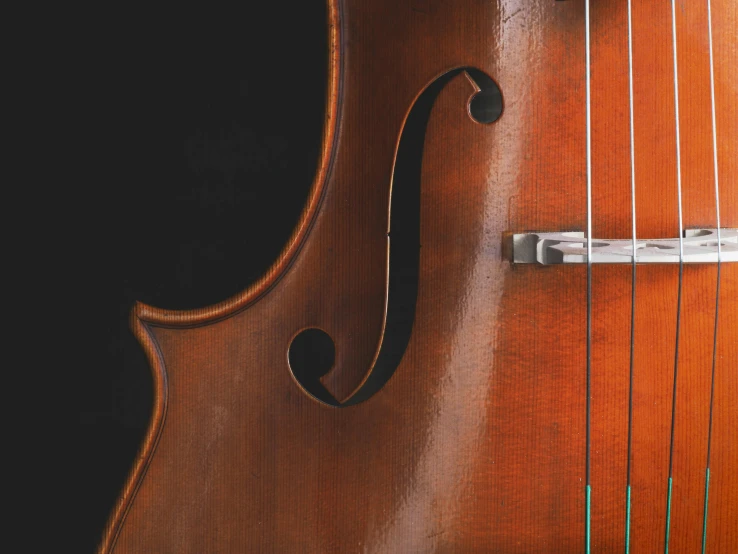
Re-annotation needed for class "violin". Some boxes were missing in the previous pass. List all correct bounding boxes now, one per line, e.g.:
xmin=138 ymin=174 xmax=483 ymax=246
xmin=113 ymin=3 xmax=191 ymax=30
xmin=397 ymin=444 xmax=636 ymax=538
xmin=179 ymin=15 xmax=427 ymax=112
xmin=101 ymin=0 xmax=736 ymax=551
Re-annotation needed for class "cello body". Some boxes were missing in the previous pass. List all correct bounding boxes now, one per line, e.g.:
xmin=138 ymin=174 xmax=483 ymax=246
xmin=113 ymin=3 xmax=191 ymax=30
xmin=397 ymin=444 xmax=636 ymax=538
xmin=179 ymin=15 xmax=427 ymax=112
xmin=101 ymin=0 xmax=736 ymax=552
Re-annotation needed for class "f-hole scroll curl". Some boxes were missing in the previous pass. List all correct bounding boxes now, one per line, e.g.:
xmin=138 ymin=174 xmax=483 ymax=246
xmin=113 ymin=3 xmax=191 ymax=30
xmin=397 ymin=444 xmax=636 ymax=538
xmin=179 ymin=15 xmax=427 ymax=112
xmin=290 ymin=68 xmax=502 ymax=406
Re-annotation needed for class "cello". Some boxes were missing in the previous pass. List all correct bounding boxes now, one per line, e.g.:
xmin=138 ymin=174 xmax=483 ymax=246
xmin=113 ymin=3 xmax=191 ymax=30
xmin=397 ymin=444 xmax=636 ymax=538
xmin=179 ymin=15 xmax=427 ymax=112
xmin=101 ymin=0 xmax=736 ymax=551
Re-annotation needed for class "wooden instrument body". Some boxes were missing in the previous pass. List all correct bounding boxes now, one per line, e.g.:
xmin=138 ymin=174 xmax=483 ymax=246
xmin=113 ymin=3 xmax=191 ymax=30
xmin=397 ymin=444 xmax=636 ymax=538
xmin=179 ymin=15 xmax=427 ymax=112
xmin=102 ymin=0 xmax=736 ymax=552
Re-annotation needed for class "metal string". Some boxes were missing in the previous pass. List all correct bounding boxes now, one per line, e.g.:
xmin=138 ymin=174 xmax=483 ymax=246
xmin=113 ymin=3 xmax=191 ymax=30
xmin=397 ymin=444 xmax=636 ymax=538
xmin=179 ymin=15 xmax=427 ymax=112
xmin=701 ymin=0 xmax=723 ymax=550
xmin=665 ymin=1 xmax=686 ymax=551
xmin=584 ymin=0 xmax=593 ymax=552
xmin=624 ymin=0 xmax=637 ymax=550
xmin=584 ymin=3 xmax=722 ymax=551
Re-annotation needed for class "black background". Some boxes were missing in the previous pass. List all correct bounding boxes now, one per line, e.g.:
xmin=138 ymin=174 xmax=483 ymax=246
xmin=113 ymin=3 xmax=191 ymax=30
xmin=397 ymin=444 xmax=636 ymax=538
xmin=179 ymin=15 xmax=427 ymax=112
xmin=36 ymin=4 xmax=327 ymax=551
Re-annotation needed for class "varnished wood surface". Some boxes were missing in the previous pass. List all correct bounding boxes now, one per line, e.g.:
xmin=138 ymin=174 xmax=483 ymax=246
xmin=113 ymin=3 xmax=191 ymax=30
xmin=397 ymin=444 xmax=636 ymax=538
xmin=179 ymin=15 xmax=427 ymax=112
xmin=102 ymin=0 xmax=736 ymax=551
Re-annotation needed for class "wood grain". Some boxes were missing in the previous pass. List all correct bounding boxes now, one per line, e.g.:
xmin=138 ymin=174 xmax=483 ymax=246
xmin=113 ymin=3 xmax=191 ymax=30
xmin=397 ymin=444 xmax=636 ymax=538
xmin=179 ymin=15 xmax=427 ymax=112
xmin=100 ymin=0 xmax=737 ymax=551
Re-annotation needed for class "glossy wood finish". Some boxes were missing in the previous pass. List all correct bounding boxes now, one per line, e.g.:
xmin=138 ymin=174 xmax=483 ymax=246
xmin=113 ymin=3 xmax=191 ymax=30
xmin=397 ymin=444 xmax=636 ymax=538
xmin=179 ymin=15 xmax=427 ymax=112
xmin=101 ymin=0 xmax=736 ymax=551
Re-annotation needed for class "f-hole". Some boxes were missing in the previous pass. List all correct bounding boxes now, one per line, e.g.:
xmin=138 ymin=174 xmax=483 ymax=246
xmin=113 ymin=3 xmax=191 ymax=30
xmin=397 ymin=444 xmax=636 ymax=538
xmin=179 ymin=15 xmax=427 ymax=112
xmin=288 ymin=328 xmax=337 ymax=405
xmin=290 ymin=68 xmax=502 ymax=406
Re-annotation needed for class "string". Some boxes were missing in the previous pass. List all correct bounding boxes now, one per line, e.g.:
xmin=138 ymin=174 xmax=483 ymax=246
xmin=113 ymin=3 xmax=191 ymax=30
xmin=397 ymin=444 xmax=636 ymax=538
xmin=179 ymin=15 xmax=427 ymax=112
xmin=665 ymin=0 xmax=685 ymax=551
xmin=701 ymin=0 xmax=722 ymax=550
xmin=584 ymin=0 xmax=593 ymax=551
xmin=585 ymin=3 xmax=721 ymax=551
xmin=624 ymin=0 xmax=637 ymax=550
